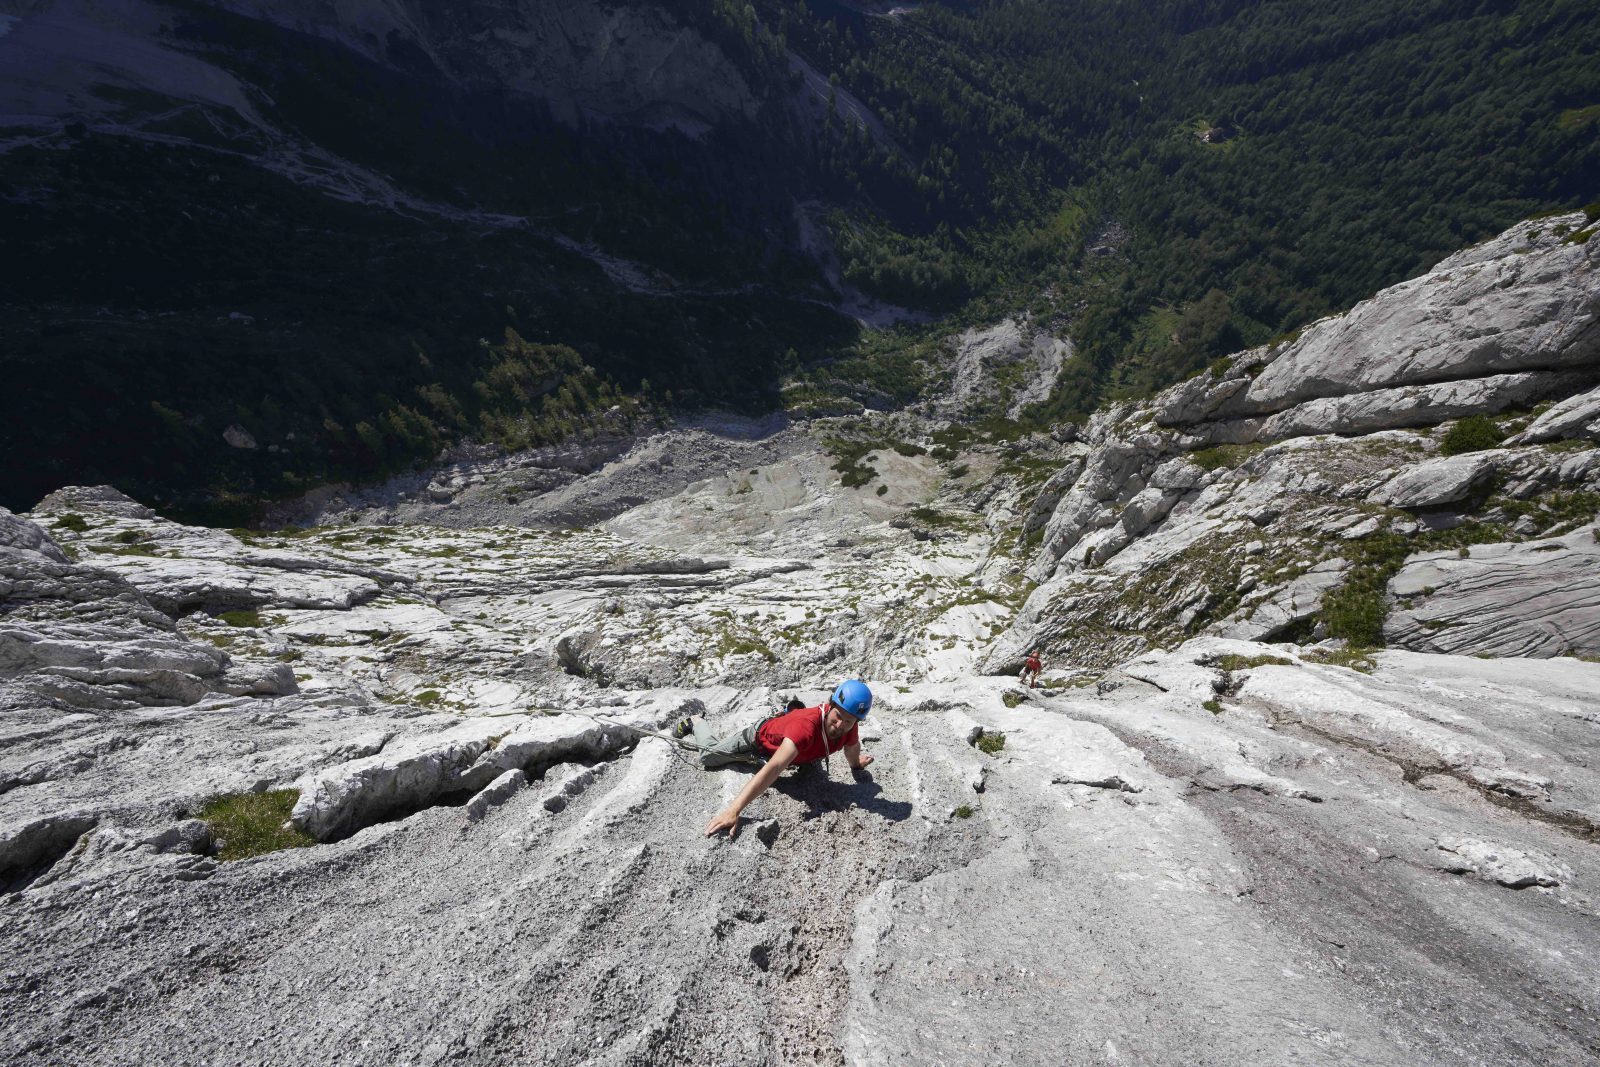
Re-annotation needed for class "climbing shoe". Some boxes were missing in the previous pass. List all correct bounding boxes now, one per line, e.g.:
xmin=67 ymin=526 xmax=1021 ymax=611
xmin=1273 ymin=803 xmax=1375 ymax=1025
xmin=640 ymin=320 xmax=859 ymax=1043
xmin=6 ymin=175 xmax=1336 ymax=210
xmin=672 ymin=717 xmax=694 ymax=740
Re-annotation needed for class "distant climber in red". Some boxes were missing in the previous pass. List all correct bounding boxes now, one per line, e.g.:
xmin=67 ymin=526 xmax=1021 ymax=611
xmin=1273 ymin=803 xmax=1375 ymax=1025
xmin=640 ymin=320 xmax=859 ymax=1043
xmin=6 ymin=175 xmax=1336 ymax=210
xmin=1020 ymin=650 xmax=1043 ymax=689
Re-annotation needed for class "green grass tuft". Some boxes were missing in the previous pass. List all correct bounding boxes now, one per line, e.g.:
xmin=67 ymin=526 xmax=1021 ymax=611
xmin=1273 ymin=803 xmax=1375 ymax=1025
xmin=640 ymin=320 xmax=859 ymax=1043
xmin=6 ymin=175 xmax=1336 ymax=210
xmin=1202 ymin=698 xmax=1222 ymax=714
xmin=1001 ymin=690 xmax=1024 ymax=708
xmin=975 ymin=732 xmax=1007 ymax=755
xmin=217 ymin=609 xmax=264 ymax=628
xmin=1188 ymin=442 xmax=1264 ymax=472
xmin=53 ymin=513 xmax=91 ymax=533
xmin=953 ymin=804 xmax=975 ymax=819
xmin=1303 ymin=646 xmax=1377 ymax=674
xmin=414 ymin=690 xmax=443 ymax=706
xmin=1210 ymin=653 xmax=1294 ymax=672
xmin=200 ymin=789 xmax=315 ymax=861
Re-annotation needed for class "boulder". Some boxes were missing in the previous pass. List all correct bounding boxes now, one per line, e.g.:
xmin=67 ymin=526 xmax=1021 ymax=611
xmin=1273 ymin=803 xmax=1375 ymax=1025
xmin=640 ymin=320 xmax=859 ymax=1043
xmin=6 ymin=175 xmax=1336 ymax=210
xmin=1368 ymin=452 xmax=1501 ymax=510
xmin=1505 ymin=382 xmax=1600 ymax=444
xmin=1435 ymin=837 xmax=1565 ymax=889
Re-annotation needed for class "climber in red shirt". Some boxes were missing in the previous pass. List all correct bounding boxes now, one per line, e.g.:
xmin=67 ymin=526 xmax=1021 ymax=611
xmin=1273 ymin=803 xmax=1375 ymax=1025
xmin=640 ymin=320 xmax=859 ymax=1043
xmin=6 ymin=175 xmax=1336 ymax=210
xmin=1020 ymin=650 xmax=1043 ymax=689
xmin=675 ymin=680 xmax=875 ymax=840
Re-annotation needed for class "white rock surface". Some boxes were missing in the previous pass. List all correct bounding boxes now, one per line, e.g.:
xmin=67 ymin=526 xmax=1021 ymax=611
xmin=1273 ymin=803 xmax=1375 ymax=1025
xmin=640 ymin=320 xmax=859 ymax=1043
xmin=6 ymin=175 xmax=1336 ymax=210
xmin=1507 ymin=381 xmax=1600 ymax=444
xmin=1244 ymin=214 xmax=1599 ymax=412
xmin=1385 ymin=525 xmax=1600 ymax=655
xmin=1435 ymin=837 xmax=1567 ymax=889
xmin=5 ymin=210 xmax=1600 ymax=1066
xmin=1369 ymin=451 xmax=1500 ymax=510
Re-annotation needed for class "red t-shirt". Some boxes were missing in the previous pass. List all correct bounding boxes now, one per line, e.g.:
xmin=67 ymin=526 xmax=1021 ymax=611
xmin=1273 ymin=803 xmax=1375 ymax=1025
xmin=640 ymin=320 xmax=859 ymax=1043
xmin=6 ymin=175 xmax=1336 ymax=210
xmin=1025 ymin=656 xmax=1042 ymax=672
xmin=755 ymin=704 xmax=859 ymax=765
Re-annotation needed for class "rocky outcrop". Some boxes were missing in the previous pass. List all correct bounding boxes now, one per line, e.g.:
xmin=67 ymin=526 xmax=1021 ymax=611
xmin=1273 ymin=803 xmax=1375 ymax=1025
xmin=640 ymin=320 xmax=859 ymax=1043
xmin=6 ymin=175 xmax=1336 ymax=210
xmin=997 ymin=211 xmax=1600 ymax=669
xmin=1368 ymin=452 xmax=1500 ymax=510
xmin=1242 ymin=215 xmax=1599 ymax=414
xmin=1384 ymin=525 xmax=1600 ymax=656
xmin=1506 ymin=381 xmax=1600 ymax=444
xmin=1255 ymin=368 xmax=1590 ymax=441
xmin=28 ymin=487 xmax=405 ymax=616
xmin=290 ymin=708 xmax=661 ymax=840
xmin=0 ymin=506 xmax=279 ymax=711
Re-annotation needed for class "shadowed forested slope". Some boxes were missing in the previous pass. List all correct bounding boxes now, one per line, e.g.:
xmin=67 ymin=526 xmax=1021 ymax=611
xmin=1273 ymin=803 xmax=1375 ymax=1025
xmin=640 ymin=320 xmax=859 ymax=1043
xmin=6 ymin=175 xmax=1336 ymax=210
xmin=2 ymin=0 xmax=1596 ymax=513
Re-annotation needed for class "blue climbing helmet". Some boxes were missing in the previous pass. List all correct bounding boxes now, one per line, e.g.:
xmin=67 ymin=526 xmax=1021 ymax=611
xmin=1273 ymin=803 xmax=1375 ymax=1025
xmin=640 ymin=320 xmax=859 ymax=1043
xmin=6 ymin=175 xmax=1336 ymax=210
xmin=830 ymin=679 xmax=872 ymax=720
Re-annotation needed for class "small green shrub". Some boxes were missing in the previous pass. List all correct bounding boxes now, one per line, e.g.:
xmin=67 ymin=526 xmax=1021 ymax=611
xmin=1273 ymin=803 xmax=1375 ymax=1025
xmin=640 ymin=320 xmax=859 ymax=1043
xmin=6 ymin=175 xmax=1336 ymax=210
xmin=975 ymin=732 xmax=1007 ymax=755
xmin=1202 ymin=698 xmax=1222 ymax=714
xmin=217 ymin=609 xmax=264 ymax=628
xmin=1001 ymin=691 xmax=1024 ymax=708
xmin=1304 ymin=646 xmax=1377 ymax=674
xmin=1439 ymin=415 xmax=1504 ymax=456
xmin=200 ymin=790 xmax=315 ymax=861
xmin=953 ymin=804 xmax=974 ymax=819
xmin=875 ymin=484 xmax=888 ymax=496
xmin=53 ymin=513 xmax=90 ymax=533
xmin=911 ymin=506 xmax=963 ymax=528
xmin=414 ymin=690 xmax=443 ymax=706
xmin=1188 ymin=443 xmax=1263 ymax=472
xmin=1211 ymin=654 xmax=1293 ymax=672
xmin=1542 ymin=438 xmax=1595 ymax=454
xmin=93 ymin=543 xmax=160 ymax=557
xmin=114 ymin=529 xmax=143 ymax=544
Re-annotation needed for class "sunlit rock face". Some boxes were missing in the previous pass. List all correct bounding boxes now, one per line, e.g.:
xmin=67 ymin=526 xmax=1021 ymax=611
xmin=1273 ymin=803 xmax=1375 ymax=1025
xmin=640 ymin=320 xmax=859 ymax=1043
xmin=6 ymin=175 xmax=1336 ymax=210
xmin=2 ymin=211 xmax=1599 ymax=1064
xmin=1000 ymin=211 xmax=1600 ymax=671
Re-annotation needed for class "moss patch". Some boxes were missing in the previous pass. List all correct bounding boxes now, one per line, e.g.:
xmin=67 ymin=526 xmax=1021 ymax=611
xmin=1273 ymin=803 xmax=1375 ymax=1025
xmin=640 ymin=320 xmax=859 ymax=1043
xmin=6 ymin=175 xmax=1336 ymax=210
xmin=1188 ymin=442 xmax=1264 ymax=472
xmin=1209 ymin=653 xmax=1294 ymax=672
xmin=217 ymin=609 xmax=265 ymax=628
xmin=53 ymin=513 xmax=91 ymax=533
xmin=200 ymin=789 xmax=316 ymax=861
